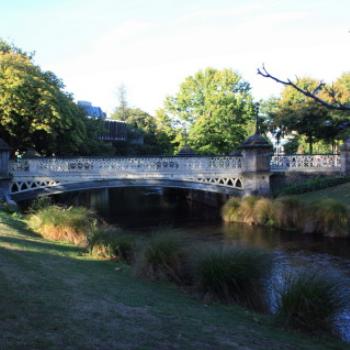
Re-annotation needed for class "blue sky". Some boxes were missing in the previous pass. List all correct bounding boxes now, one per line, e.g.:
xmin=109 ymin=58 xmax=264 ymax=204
xmin=1 ymin=0 xmax=349 ymax=115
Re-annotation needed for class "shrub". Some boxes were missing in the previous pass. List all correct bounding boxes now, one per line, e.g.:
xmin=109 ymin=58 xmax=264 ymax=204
xmin=194 ymin=246 xmax=272 ymax=311
xmin=276 ymin=272 xmax=345 ymax=334
xmin=88 ymin=228 xmax=135 ymax=263
xmin=27 ymin=205 xmax=94 ymax=246
xmin=135 ymin=233 xmax=191 ymax=285
xmin=29 ymin=196 xmax=52 ymax=212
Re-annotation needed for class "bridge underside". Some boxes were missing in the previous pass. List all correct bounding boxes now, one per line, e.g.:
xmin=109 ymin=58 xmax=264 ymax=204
xmin=10 ymin=178 xmax=243 ymax=202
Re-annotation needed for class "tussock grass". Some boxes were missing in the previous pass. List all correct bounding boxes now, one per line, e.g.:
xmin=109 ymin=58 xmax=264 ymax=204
xmin=135 ymin=233 xmax=191 ymax=284
xmin=311 ymin=199 xmax=349 ymax=237
xmin=276 ymin=272 xmax=346 ymax=335
xmin=222 ymin=196 xmax=350 ymax=237
xmin=194 ymin=245 xmax=272 ymax=311
xmin=221 ymin=197 xmax=241 ymax=222
xmin=27 ymin=205 xmax=94 ymax=246
xmin=273 ymin=197 xmax=303 ymax=229
xmin=88 ymin=228 xmax=136 ymax=263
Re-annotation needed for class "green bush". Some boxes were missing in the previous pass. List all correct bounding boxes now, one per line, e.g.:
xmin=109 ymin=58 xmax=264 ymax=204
xmin=88 ymin=228 xmax=135 ymax=263
xmin=27 ymin=205 xmax=94 ymax=246
xmin=135 ymin=233 xmax=191 ymax=285
xmin=194 ymin=246 xmax=272 ymax=311
xmin=276 ymin=272 xmax=345 ymax=335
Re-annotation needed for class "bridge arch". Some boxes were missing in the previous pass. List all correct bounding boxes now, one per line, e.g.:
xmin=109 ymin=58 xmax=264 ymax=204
xmin=10 ymin=177 xmax=243 ymax=202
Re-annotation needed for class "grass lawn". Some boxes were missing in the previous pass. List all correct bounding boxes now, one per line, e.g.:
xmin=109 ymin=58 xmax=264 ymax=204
xmin=292 ymin=182 xmax=350 ymax=207
xmin=0 ymin=211 xmax=348 ymax=350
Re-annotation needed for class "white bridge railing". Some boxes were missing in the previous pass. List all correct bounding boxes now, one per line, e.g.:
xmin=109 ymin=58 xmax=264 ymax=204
xmin=270 ymin=154 xmax=341 ymax=172
xmin=9 ymin=156 xmax=242 ymax=176
xmin=9 ymin=156 xmax=244 ymax=194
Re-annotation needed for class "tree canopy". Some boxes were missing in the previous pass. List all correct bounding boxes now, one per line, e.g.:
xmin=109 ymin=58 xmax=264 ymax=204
xmin=164 ymin=67 xmax=255 ymax=155
xmin=262 ymin=74 xmax=350 ymax=154
xmin=0 ymin=39 xmax=109 ymax=156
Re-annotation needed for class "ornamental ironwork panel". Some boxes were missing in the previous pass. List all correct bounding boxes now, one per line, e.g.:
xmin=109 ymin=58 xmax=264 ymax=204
xmin=270 ymin=154 xmax=341 ymax=172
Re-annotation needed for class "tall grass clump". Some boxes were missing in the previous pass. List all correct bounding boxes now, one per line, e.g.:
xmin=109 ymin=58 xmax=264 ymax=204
xmin=272 ymin=197 xmax=303 ymax=230
xmin=238 ymin=196 xmax=259 ymax=224
xmin=27 ymin=205 xmax=94 ymax=246
xmin=194 ymin=246 xmax=272 ymax=311
xmin=221 ymin=197 xmax=241 ymax=223
xmin=222 ymin=196 xmax=273 ymax=225
xmin=310 ymin=199 xmax=349 ymax=237
xmin=276 ymin=272 xmax=345 ymax=335
xmin=135 ymin=233 xmax=191 ymax=285
xmin=88 ymin=228 xmax=135 ymax=263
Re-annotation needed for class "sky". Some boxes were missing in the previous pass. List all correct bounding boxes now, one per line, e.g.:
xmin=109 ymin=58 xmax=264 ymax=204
xmin=0 ymin=0 xmax=349 ymax=116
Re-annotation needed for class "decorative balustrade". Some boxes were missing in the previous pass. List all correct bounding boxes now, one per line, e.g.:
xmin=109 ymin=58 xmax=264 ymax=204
xmin=9 ymin=156 xmax=242 ymax=177
xmin=270 ymin=154 xmax=341 ymax=172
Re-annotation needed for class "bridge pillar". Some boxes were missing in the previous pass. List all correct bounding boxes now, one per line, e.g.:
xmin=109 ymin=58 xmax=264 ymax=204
xmin=240 ymin=133 xmax=273 ymax=196
xmin=0 ymin=139 xmax=12 ymax=202
xmin=341 ymin=137 xmax=350 ymax=176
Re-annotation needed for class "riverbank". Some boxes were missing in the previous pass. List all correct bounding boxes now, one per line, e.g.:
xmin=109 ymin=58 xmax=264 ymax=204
xmin=0 ymin=211 xmax=347 ymax=349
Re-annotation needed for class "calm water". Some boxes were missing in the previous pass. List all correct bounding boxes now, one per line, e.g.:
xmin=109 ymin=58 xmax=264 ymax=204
xmin=49 ymin=188 xmax=350 ymax=340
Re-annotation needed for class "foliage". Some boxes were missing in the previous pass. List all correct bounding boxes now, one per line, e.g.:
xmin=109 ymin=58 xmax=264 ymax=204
xmin=27 ymin=205 xmax=94 ymax=246
xmin=194 ymin=245 xmax=272 ymax=311
xmin=0 ymin=39 xmax=109 ymax=156
xmin=88 ymin=227 xmax=136 ymax=263
xmin=135 ymin=233 xmax=191 ymax=284
xmin=112 ymin=96 xmax=175 ymax=155
xmin=164 ymin=67 xmax=255 ymax=155
xmin=263 ymin=75 xmax=350 ymax=154
xmin=276 ymin=272 xmax=345 ymax=335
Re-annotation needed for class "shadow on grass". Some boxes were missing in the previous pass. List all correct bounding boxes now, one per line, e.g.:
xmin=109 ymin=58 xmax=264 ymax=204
xmin=0 ymin=235 xmax=83 ymax=254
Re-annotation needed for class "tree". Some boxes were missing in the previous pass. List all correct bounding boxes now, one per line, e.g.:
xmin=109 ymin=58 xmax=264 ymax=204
xmin=260 ymin=70 xmax=350 ymax=153
xmin=257 ymin=65 xmax=350 ymax=112
xmin=0 ymin=39 xmax=109 ymax=156
xmin=164 ymin=67 xmax=255 ymax=155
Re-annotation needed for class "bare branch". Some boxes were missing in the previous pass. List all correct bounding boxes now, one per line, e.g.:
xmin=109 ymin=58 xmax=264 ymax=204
xmin=257 ymin=65 xmax=350 ymax=111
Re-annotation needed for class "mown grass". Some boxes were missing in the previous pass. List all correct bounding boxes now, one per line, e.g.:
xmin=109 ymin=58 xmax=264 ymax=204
xmin=0 ymin=211 xmax=346 ymax=349
xmin=292 ymin=182 xmax=350 ymax=208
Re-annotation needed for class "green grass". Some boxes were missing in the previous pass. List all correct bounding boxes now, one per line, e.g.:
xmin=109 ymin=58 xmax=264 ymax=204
xmin=292 ymin=182 xmax=350 ymax=208
xmin=0 ymin=211 xmax=347 ymax=349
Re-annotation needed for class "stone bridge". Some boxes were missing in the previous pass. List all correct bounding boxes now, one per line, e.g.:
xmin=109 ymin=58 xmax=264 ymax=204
xmin=0 ymin=134 xmax=348 ymax=203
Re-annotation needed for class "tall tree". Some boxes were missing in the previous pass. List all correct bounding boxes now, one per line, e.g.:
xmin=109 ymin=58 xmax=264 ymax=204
xmin=262 ymin=74 xmax=350 ymax=153
xmin=0 ymin=39 xmax=109 ymax=155
xmin=164 ymin=67 xmax=255 ymax=155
